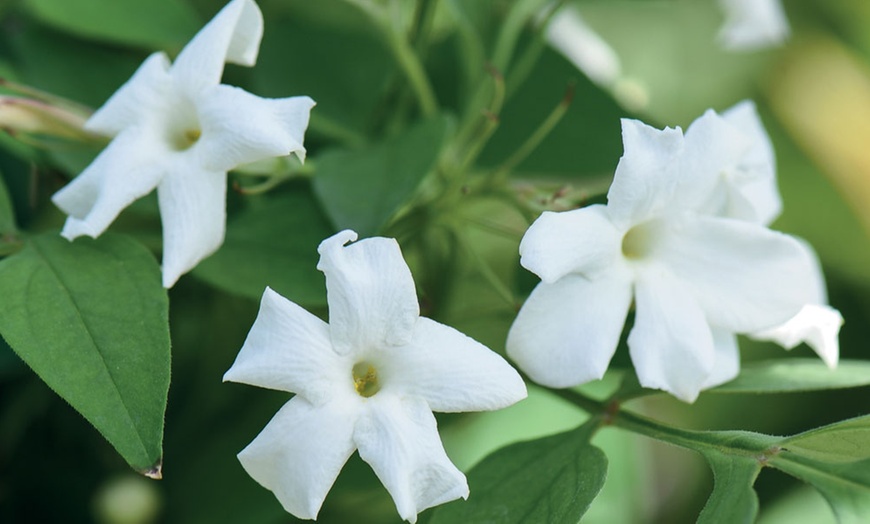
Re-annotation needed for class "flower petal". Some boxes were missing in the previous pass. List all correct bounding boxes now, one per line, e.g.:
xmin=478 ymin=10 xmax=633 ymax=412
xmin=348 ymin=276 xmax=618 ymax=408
xmin=546 ymin=7 xmax=621 ymax=87
xmin=382 ymin=317 xmax=526 ymax=413
xmin=85 ymin=52 xmax=173 ymax=136
xmin=654 ymin=214 xmax=818 ymax=333
xmin=751 ymin=304 xmax=843 ymax=369
xmin=156 ymin=160 xmax=227 ymax=287
xmin=720 ymin=100 xmax=781 ymax=225
xmin=196 ymin=85 xmax=314 ymax=172
xmin=519 ymin=204 xmax=622 ymax=283
xmin=223 ymin=287 xmax=346 ymax=404
xmin=717 ymin=0 xmax=790 ymax=52
xmin=52 ymin=128 xmax=166 ymax=240
xmin=355 ymin=395 xmax=468 ymax=523
xmin=507 ymin=271 xmax=633 ymax=388
xmin=606 ymin=118 xmax=684 ymax=228
xmin=629 ymin=265 xmax=716 ymax=402
xmin=702 ymin=328 xmax=741 ymax=389
xmin=317 ymin=231 xmax=420 ymax=356
xmin=238 ymin=396 xmax=358 ymax=520
xmin=171 ymin=0 xmax=263 ymax=94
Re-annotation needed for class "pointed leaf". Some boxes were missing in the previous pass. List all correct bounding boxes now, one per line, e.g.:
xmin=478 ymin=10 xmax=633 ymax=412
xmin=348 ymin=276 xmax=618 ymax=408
xmin=709 ymin=359 xmax=870 ymax=394
xmin=429 ymin=424 xmax=607 ymax=524
xmin=780 ymin=416 xmax=870 ymax=464
xmin=313 ymin=115 xmax=451 ymax=237
xmin=0 ymin=232 xmax=170 ymax=473
xmin=697 ymin=452 xmax=762 ymax=524
xmin=193 ymin=186 xmax=333 ymax=305
xmin=771 ymin=456 xmax=870 ymax=524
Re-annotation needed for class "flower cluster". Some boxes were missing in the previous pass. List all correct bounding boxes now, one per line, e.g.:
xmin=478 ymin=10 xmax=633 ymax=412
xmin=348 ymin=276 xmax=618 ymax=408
xmin=507 ymin=101 xmax=841 ymax=402
xmin=51 ymin=0 xmax=314 ymax=287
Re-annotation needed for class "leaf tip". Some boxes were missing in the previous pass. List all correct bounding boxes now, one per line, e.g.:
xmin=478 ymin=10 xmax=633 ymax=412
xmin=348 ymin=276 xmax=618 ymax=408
xmin=139 ymin=459 xmax=163 ymax=480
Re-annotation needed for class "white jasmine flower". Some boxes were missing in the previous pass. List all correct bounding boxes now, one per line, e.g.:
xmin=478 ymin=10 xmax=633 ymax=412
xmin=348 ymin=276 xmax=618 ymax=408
xmin=507 ymin=112 xmax=821 ymax=402
xmin=224 ymin=230 xmax=527 ymax=522
xmin=717 ymin=0 xmax=790 ymax=51
xmin=51 ymin=0 xmax=314 ymax=287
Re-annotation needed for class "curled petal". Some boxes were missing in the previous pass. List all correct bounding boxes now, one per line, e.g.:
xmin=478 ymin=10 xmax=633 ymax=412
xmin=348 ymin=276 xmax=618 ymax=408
xmin=238 ymin=396 xmax=358 ymax=520
xmin=720 ymin=100 xmax=781 ymax=225
xmin=197 ymin=85 xmax=314 ymax=172
xmin=317 ymin=231 xmax=419 ymax=356
xmin=607 ymin=119 xmax=684 ymax=227
xmin=383 ymin=317 xmax=526 ymax=413
xmin=53 ymin=128 xmax=166 ymax=240
xmin=356 ymin=395 xmax=468 ymax=523
xmin=702 ymin=328 xmax=741 ymax=389
xmin=157 ymin=161 xmax=227 ymax=287
xmin=507 ymin=271 xmax=633 ymax=388
xmin=519 ymin=205 xmax=622 ymax=283
xmin=85 ymin=52 xmax=173 ymax=136
xmin=751 ymin=304 xmax=843 ymax=369
xmin=171 ymin=0 xmax=264 ymax=94
xmin=223 ymin=287 xmax=345 ymax=405
xmin=654 ymin=214 xmax=818 ymax=333
xmin=629 ymin=265 xmax=716 ymax=403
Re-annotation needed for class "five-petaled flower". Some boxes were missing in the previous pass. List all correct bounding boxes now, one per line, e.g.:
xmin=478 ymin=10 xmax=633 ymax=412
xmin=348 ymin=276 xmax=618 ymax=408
xmin=51 ymin=0 xmax=314 ymax=287
xmin=224 ymin=230 xmax=527 ymax=522
xmin=507 ymin=104 xmax=834 ymax=402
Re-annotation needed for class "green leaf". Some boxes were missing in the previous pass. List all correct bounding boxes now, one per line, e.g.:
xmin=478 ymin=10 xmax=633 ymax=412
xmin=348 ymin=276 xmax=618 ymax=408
xmin=429 ymin=424 xmax=608 ymax=524
xmin=780 ymin=416 xmax=870 ymax=464
xmin=709 ymin=359 xmax=870 ymax=394
xmin=24 ymin=0 xmax=200 ymax=50
xmin=193 ymin=186 xmax=333 ymax=305
xmin=313 ymin=115 xmax=451 ymax=237
xmin=697 ymin=453 xmax=762 ymax=524
xmin=0 ymin=172 xmax=17 ymax=235
xmin=771 ymin=456 xmax=870 ymax=524
xmin=0 ymin=233 xmax=170 ymax=474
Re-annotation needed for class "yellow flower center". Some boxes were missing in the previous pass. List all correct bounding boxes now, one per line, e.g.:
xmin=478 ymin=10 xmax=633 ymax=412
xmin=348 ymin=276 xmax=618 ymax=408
xmin=169 ymin=128 xmax=202 ymax=151
xmin=352 ymin=362 xmax=381 ymax=398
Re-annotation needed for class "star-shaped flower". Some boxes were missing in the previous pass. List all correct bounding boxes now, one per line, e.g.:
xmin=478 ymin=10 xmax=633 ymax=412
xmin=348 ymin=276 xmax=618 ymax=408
xmin=51 ymin=0 xmax=314 ymax=287
xmin=507 ymin=109 xmax=824 ymax=402
xmin=224 ymin=230 xmax=527 ymax=522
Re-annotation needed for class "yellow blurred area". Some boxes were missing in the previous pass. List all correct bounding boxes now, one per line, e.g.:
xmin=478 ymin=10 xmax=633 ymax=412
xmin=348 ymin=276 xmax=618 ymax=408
xmin=768 ymin=33 xmax=870 ymax=237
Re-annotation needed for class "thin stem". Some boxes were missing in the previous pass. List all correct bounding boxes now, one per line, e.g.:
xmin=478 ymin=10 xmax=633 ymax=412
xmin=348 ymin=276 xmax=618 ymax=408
xmin=489 ymin=82 xmax=575 ymax=184
xmin=505 ymin=0 xmax=567 ymax=99
xmin=388 ymin=31 xmax=438 ymax=117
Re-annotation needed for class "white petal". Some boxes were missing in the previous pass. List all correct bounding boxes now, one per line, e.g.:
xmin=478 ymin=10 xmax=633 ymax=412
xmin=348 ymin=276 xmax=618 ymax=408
xmin=85 ymin=53 xmax=173 ymax=136
xmin=223 ymin=287 xmax=346 ymax=405
xmin=238 ymin=396 xmax=358 ymax=521
xmin=519 ymin=205 xmax=622 ymax=283
xmin=702 ymin=328 xmax=741 ymax=389
xmin=751 ymin=304 xmax=843 ymax=369
xmin=196 ymin=85 xmax=314 ymax=172
xmin=381 ymin=317 xmax=526 ymax=413
xmin=355 ymin=395 xmax=468 ymax=523
xmin=546 ymin=7 xmax=621 ymax=87
xmin=720 ymin=100 xmax=781 ymax=225
xmin=317 ymin=231 xmax=419 ymax=356
xmin=171 ymin=0 xmax=263 ymax=94
xmin=606 ymin=119 xmax=684 ymax=228
xmin=156 ymin=160 xmax=227 ymax=287
xmin=629 ymin=265 xmax=716 ymax=403
xmin=52 ymin=128 xmax=166 ymax=240
xmin=717 ymin=0 xmax=790 ymax=52
xmin=507 ymin=271 xmax=633 ymax=388
xmin=653 ymin=214 xmax=818 ymax=333
xmin=682 ymin=108 xmax=753 ymax=213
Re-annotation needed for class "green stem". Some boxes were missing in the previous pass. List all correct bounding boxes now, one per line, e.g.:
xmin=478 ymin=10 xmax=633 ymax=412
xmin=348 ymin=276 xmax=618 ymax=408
xmin=388 ymin=31 xmax=438 ymax=117
xmin=504 ymin=0 xmax=567 ymax=99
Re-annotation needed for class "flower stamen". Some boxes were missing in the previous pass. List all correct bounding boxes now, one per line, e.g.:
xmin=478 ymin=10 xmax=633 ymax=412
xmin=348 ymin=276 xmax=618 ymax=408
xmin=352 ymin=362 xmax=381 ymax=398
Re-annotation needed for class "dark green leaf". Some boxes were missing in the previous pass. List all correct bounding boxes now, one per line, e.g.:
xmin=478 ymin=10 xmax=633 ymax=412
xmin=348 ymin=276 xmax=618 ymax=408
xmin=709 ymin=359 xmax=870 ymax=394
xmin=0 ymin=171 xmax=17 ymax=235
xmin=313 ymin=115 xmax=451 ymax=237
xmin=780 ymin=416 xmax=870 ymax=464
xmin=193 ymin=186 xmax=333 ymax=305
xmin=697 ymin=453 xmax=761 ymax=524
xmin=429 ymin=424 xmax=607 ymax=524
xmin=24 ymin=0 xmax=200 ymax=50
xmin=771 ymin=455 xmax=870 ymax=524
xmin=0 ymin=233 xmax=170 ymax=473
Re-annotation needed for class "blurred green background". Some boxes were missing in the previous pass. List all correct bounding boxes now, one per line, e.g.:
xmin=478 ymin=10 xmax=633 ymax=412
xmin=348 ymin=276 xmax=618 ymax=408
xmin=0 ymin=0 xmax=868 ymax=522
